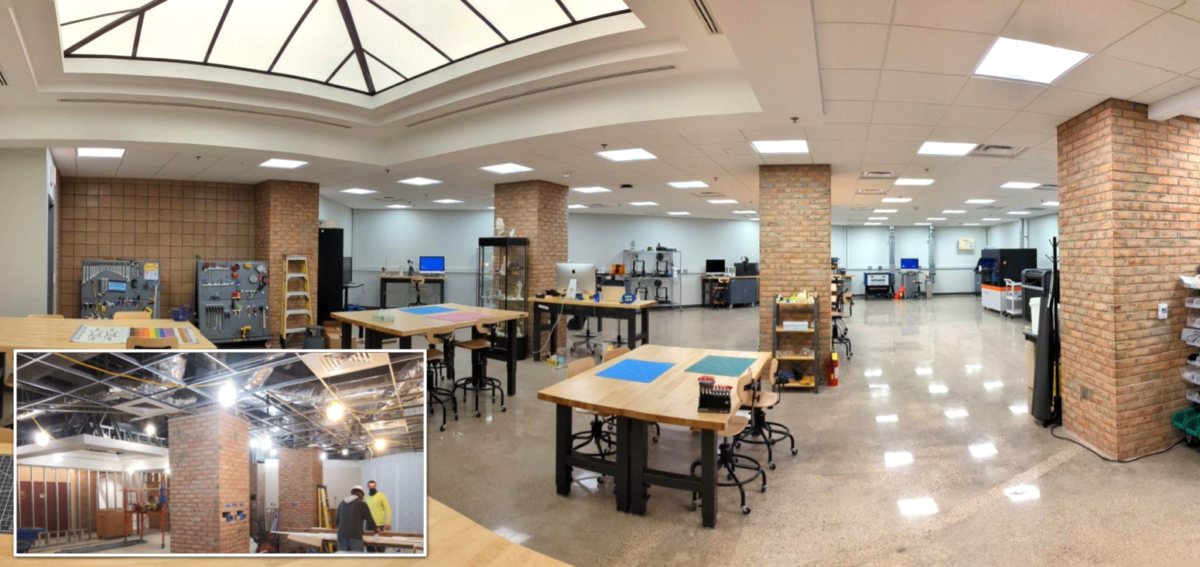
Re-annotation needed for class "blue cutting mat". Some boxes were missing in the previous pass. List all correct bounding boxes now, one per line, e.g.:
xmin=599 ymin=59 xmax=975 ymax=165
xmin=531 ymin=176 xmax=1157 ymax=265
xmin=685 ymin=355 xmax=756 ymax=377
xmin=596 ymin=360 xmax=674 ymax=383
xmin=400 ymin=306 xmax=456 ymax=315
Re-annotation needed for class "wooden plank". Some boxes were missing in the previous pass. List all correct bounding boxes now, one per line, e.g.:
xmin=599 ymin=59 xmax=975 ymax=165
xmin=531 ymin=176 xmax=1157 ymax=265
xmin=331 ymin=303 xmax=526 ymax=337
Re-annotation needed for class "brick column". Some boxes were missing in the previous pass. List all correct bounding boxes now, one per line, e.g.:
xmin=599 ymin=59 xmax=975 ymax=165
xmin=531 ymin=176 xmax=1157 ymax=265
xmin=1057 ymin=99 xmax=1194 ymax=460
xmin=758 ymin=165 xmax=832 ymax=379
xmin=255 ymin=180 xmax=319 ymax=346
xmin=277 ymin=447 xmax=324 ymax=552
xmin=493 ymin=180 xmax=569 ymax=357
xmin=167 ymin=410 xmax=250 ymax=554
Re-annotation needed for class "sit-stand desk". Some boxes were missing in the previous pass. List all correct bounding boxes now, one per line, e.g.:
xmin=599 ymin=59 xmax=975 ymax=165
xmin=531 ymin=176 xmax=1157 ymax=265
xmin=378 ymin=273 xmax=447 ymax=307
xmin=531 ymin=297 xmax=657 ymax=359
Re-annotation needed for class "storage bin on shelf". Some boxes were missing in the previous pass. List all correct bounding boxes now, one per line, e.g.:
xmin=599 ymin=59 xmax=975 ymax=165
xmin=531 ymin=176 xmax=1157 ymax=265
xmin=1172 ymin=407 xmax=1200 ymax=445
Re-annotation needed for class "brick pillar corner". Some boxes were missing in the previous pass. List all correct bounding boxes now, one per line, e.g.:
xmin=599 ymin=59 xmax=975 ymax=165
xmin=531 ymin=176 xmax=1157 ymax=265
xmin=492 ymin=180 xmax=569 ymax=357
xmin=167 ymin=410 xmax=250 ymax=554
xmin=758 ymin=164 xmax=832 ymax=381
xmin=255 ymin=180 xmax=320 ymax=346
xmin=1057 ymin=98 xmax=1193 ymax=461
xmin=277 ymin=446 xmax=324 ymax=552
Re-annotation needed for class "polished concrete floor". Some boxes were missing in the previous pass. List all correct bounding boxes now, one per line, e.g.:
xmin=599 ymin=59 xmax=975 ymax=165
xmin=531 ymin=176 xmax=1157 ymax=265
xmin=428 ymin=296 xmax=1200 ymax=567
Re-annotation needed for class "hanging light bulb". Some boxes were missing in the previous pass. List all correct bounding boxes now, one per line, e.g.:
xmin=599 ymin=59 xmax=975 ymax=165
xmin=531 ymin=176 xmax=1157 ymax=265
xmin=250 ymin=439 xmax=260 ymax=449
xmin=374 ymin=439 xmax=386 ymax=451
xmin=35 ymin=431 xmax=50 ymax=447
xmin=262 ymin=438 xmax=272 ymax=451
xmin=320 ymin=453 xmax=327 ymax=460
xmin=218 ymin=382 xmax=237 ymax=407
xmin=341 ymin=448 xmax=349 ymax=456
xmin=164 ymin=468 xmax=171 ymax=475
xmin=144 ymin=423 xmax=157 ymax=437
xmin=327 ymin=402 xmax=345 ymax=421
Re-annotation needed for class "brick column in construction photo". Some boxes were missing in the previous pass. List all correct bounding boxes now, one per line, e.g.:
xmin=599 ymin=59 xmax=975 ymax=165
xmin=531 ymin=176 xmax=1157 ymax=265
xmin=493 ymin=180 xmax=569 ymax=358
xmin=1057 ymin=99 xmax=1194 ymax=460
xmin=167 ymin=410 xmax=250 ymax=554
xmin=758 ymin=164 xmax=832 ymax=381
xmin=277 ymin=446 xmax=325 ymax=552
xmin=255 ymin=180 xmax=320 ymax=347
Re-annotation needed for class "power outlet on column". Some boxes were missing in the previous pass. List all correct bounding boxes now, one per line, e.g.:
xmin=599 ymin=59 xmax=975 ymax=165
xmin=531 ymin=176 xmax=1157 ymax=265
xmin=1158 ymin=303 xmax=1168 ymax=320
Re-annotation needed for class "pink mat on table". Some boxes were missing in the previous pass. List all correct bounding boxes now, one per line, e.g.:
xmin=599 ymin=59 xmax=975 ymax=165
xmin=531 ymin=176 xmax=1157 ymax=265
xmin=427 ymin=311 xmax=487 ymax=322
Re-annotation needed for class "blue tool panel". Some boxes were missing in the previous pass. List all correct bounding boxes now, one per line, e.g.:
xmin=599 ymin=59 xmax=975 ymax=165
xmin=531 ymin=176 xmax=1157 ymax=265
xmin=685 ymin=355 xmax=757 ymax=377
xmin=597 ymin=360 xmax=675 ymax=383
xmin=400 ymin=306 xmax=456 ymax=315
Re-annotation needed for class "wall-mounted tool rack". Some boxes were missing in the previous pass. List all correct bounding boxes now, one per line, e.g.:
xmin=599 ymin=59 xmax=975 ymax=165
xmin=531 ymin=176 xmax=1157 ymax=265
xmin=80 ymin=259 xmax=160 ymax=319
xmin=195 ymin=260 xmax=271 ymax=344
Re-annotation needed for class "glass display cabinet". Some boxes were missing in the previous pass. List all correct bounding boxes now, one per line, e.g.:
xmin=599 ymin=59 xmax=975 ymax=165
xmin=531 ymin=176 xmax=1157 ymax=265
xmin=477 ymin=237 xmax=529 ymax=360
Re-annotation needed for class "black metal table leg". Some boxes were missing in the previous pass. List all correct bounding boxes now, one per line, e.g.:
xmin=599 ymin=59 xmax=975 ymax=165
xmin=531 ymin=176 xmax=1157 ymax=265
xmin=366 ymin=329 xmax=383 ymax=349
xmin=533 ymin=305 xmax=543 ymax=360
xmin=439 ymin=281 xmax=446 ymax=304
xmin=380 ymin=280 xmax=387 ymax=309
xmin=445 ymin=335 xmax=457 ymax=383
xmin=341 ymin=322 xmax=352 ymax=349
xmin=629 ymin=419 xmax=648 ymax=515
xmin=506 ymin=318 xmax=517 ymax=396
xmin=641 ymin=308 xmax=650 ymax=346
xmin=399 ymin=336 xmax=412 ymax=350
xmin=701 ymin=429 xmax=717 ymax=528
xmin=556 ymin=404 xmax=571 ymax=496
xmin=615 ymin=416 xmax=631 ymax=512
xmin=626 ymin=313 xmax=637 ymax=350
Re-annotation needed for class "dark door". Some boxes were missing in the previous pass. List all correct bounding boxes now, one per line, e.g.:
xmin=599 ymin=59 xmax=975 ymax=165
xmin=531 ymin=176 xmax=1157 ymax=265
xmin=316 ymin=228 xmax=344 ymax=323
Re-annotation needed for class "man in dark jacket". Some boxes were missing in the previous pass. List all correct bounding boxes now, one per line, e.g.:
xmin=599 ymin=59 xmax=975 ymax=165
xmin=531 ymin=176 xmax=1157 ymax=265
xmin=335 ymin=485 xmax=379 ymax=552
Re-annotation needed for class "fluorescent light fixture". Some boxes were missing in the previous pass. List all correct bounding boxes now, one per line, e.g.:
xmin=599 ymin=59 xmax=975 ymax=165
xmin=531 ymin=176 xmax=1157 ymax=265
xmin=1007 ymin=211 xmax=1031 ymax=215
xmin=918 ymin=142 xmax=976 ymax=156
xmin=572 ymin=186 xmax=611 ymax=194
xmin=35 ymin=431 xmax=50 ymax=446
xmin=386 ymin=204 xmax=411 ymax=209
xmin=732 ymin=210 xmax=757 ymax=215
xmin=885 ymin=451 xmax=913 ymax=467
xmin=982 ymin=217 xmax=1002 ymax=221
xmin=708 ymin=199 xmax=738 ymax=204
xmin=144 ymin=424 xmax=157 ymax=437
xmin=433 ymin=199 xmax=464 ymax=204
xmin=320 ymin=453 xmax=327 ymax=460
xmin=944 ymin=408 xmax=969 ymax=419
xmin=597 ymin=148 xmax=657 ymax=162
xmin=270 ymin=448 xmax=278 ymax=456
xmin=1042 ymin=201 xmax=1059 ymax=207
xmin=78 ymin=147 xmax=125 ymax=158
xmin=984 ymin=381 xmax=1005 ymax=390
xmin=1001 ymin=182 xmax=1040 ymax=190
xmin=876 ymin=414 xmax=899 ymax=423
xmin=629 ymin=201 xmax=659 ymax=206
xmin=481 ymin=163 xmax=533 ymax=174
xmin=1009 ymin=404 xmax=1028 ymax=414
xmin=1004 ymin=484 xmax=1041 ymax=502
xmin=568 ymin=204 xmax=588 ymax=209
xmin=398 ymin=177 xmax=441 ymax=186
xmin=262 ymin=438 xmax=272 ymax=451
xmin=667 ymin=211 xmax=691 ymax=216
xmin=975 ymin=37 xmax=1089 ymax=85
xmin=943 ymin=210 xmax=966 ymax=214
xmin=260 ymin=158 xmax=308 ymax=169
xmin=927 ymin=217 xmax=947 ymax=221
xmin=669 ymin=181 xmax=709 ymax=189
xmin=898 ymin=498 xmax=938 ymax=517
xmin=882 ymin=197 xmax=913 ymax=203
xmin=965 ymin=199 xmax=995 ymax=204
xmin=487 ymin=206 xmax=495 ymax=210
xmin=341 ymin=448 xmax=349 ymax=456
xmin=895 ymin=179 xmax=934 ymax=186
xmin=218 ymin=382 xmax=236 ymax=407
xmin=340 ymin=188 xmax=376 ymax=195
xmin=928 ymin=384 xmax=948 ymax=394
xmin=751 ymin=140 xmax=809 ymax=154
xmin=965 ymin=364 xmax=982 ymax=372
xmin=875 ymin=209 xmax=898 ymax=213
xmin=250 ymin=439 xmax=260 ymax=449
xmin=868 ymin=217 xmax=889 ymax=221
xmin=52 ymin=454 xmax=63 ymax=463
xmin=164 ymin=468 xmax=170 ymax=474
xmin=963 ymin=223 xmax=981 ymax=226
xmin=864 ymin=222 xmax=882 ymax=226
xmin=327 ymin=402 xmax=345 ymax=421
xmin=915 ymin=222 xmax=931 ymax=226
xmin=969 ymin=442 xmax=998 ymax=459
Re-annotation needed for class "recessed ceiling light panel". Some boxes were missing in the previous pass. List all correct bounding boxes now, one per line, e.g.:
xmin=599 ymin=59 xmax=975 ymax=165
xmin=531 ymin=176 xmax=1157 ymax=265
xmin=78 ymin=148 xmax=125 ymax=158
xmin=568 ymin=204 xmax=588 ymax=209
xmin=751 ymin=140 xmax=809 ymax=154
xmin=895 ymin=178 xmax=934 ymax=186
xmin=965 ymin=199 xmax=995 ymax=204
xmin=882 ymin=197 xmax=913 ymax=203
xmin=433 ymin=199 xmax=463 ymax=204
xmin=1041 ymin=201 xmax=1059 ymax=207
xmin=340 ymin=188 xmax=376 ymax=195
xmin=918 ymin=142 xmax=977 ymax=156
xmin=975 ymin=37 xmax=1089 ymax=85
xmin=261 ymin=158 xmax=308 ymax=169
xmin=1001 ymin=182 xmax=1040 ymax=190
xmin=481 ymin=163 xmax=533 ymax=174
xmin=386 ymin=204 xmax=411 ymax=209
xmin=943 ymin=210 xmax=966 ymax=214
xmin=708 ymin=199 xmax=738 ymax=204
xmin=398 ymin=177 xmax=441 ymax=186
xmin=629 ymin=201 xmax=659 ymax=206
xmin=667 ymin=211 xmax=690 ymax=216
xmin=875 ymin=209 xmax=898 ymax=213
xmin=597 ymin=148 xmax=657 ymax=162
xmin=668 ymin=181 xmax=709 ymax=189
xmin=571 ymin=186 xmax=611 ymax=194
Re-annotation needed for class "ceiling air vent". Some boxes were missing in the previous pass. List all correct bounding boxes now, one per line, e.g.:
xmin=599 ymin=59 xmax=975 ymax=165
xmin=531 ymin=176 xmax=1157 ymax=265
xmin=855 ymin=188 xmax=887 ymax=195
xmin=690 ymin=0 xmax=722 ymax=34
xmin=299 ymin=352 xmax=391 ymax=378
xmin=859 ymin=171 xmax=896 ymax=180
xmin=1034 ymin=184 xmax=1058 ymax=191
xmin=970 ymin=145 xmax=1027 ymax=158
xmin=692 ymin=191 xmax=726 ymax=198
xmin=374 ymin=196 xmax=403 ymax=202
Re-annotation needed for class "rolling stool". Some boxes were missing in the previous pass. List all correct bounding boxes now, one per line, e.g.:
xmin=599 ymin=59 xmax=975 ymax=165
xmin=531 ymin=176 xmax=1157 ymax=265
xmin=408 ymin=277 xmax=426 ymax=307
xmin=425 ymin=329 xmax=457 ymax=430
xmin=453 ymin=323 xmax=506 ymax=418
xmin=690 ymin=373 xmax=766 ymax=515
xmin=709 ymin=277 xmax=730 ymax=310
xmin=571 ymin=317 xmax=602 ymax=356
xmin=736 ymin=359 xmax=798 ymax=469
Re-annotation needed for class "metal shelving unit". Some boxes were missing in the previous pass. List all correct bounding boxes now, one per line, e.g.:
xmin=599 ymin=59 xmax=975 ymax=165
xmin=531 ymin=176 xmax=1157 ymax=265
xmin=1177 ymin=281 xmax=1200 ymax=445
xmin=622 ymin=249 xmax=682 ymax=310
xmin=771 ymin=294 xmax=821 ymax=393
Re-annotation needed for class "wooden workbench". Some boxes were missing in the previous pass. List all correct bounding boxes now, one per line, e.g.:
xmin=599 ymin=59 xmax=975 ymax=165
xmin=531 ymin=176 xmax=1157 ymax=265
xmin=378 ymin=273 xmax=447 ymax=307
xmin=530 ymin=296 xmax=657 ymax=356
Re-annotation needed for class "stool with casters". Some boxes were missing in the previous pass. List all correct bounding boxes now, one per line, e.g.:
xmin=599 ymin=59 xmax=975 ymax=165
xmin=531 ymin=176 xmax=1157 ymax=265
xmin=736 ymin=359 xmax=798 ymax=469
xmin=690 ymin=372 xmax=766 ymax=515
xmin=425 ymin=328 xmax=457 ymax=430
xmin=710 ymin=278 xmax=731 ymax=310
xmin=565 ymin=357 xmax=615 ymax=485
xmin=452 ymin=323 xmax=506 ymax=418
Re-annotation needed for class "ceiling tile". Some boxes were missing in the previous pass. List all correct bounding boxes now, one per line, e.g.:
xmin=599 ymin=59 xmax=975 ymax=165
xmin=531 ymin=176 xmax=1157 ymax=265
xmin=822 ymin=70 xmax=881 ymax=100
xmin=646 ymin=145 xmax=706 ymax=159
xmin=114 ymin=164 xmax=161 ymax=179
xmin=622 ymin=133 xmax=692 ymax=148
xmin=808 ymin=140 xmax=868 ymax=154
xmin=877 ymin=71 xmax=968 ymax=104
xmin=868 ymin=124 xmax=935 ymax=141
xmin=1103 ymin=14 xmax=1200 ymax=74
xmin=680 ymin=130 xmax=748 ymax=144
xmin=1003 ymin=112 xmax=1068 ymax=134
xmin=805 ymin=124 xmax=872 ymax=140
xmin=739 ymin=126 xmax=807 ymax=142
xmin=1001 ymin=0 xmax=1163 ymax=54
xmin=939 ymin=105 xmax=1019 ymax=128
xmin=984 ymin=130 xmax=1053 ymax=148
xmin=824 ymin=101 xmax=876 ymax=123
xmin=1174 ymin=0 xmax=1200 ymax=20
xmin=50 ymin=148 xmax=77 ymax=176
xmin=813 ymin=0 xmax=895 ymax=23
xmin=122 ymin=149 xmax=179 ymax=167
xmin=1053 ymin=55 xmax=1177 ymax=99
xmin=872 ymin=101 xmax=949 ymax=125
xmin=882 ymin=26 xmax=995 ymax=75
xmin=1024 ymin=88 xmax=1109 ymax=116
xmin=816 ymin=23 xmax=890 ymax=69
xmin=1128 ymin=75 xmax=1200 ymax=103
xmin=894 ymin=0 xmax=1022 ymax=33
xmin=695 ymin=142 xmax=756 ymax=157
xmin=928 ymin=126 xmax=995 ymax=143
xmin=952 ymin=77 xmax=1047 ymax=110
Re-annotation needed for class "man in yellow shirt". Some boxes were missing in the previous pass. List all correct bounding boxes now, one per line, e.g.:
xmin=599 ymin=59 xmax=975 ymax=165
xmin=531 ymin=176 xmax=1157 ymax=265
xmin=364 ymin=480 xmax=391 ymax=553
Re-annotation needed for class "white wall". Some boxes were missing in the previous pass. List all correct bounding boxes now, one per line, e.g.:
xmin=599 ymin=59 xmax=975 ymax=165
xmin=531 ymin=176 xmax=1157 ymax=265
xmin=322 ymin=460 xmax=363 ymax=505
xmin=831 ymin=225 xmax=988 ymax=294
xmin=319 ymin=196 xmax=354 ymax=257
xmin=360 ymin=452 xmax=425 ymax=533
xmin=0 ymin=149 xmax=53 ymax=316
xmin=986 ymin=220 xmax=1022 ymax=248
xmin=1027 ymin=213 xmax=1060 ymax=269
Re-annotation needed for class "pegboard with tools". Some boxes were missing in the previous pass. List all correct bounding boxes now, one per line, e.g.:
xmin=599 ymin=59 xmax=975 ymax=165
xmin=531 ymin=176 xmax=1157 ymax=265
xmin=80 ymin=259 xmax=161 ymax=319
xmin=195 ymin=260 xmax=271 ymax=344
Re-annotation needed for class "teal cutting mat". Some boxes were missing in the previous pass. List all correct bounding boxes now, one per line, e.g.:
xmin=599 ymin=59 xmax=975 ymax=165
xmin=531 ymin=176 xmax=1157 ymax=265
xmin=685 ymin=355 xmax=757 ymax=377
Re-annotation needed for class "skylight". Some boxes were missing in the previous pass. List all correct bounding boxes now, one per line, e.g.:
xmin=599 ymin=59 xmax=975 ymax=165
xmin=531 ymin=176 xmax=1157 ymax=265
xmin=597 ymin=148 xmax=657 ymax=162
xmin=78 ymin=148 xmax=125 ymax=158
xmin=894 ymin=178 xmax=933 ymax=186
xmin=261 ymin=158 xmax=308 ymax=169
xmin=398 ymin=177 xmax=441 ymax=186
xmin=54 ymin=0 xmax=636 ymax=97
xmin=481 ymin=163 xmax=532 ymax=174
xmin=975 ymin=38 xmax=1089 ymax=85
xmin=571 ymin=186 xmax=611 ymax=194
xmin=668 ymin=181 xmax=709 ymax=189
xmin=918 ymin=142 xmax=977 ymax=156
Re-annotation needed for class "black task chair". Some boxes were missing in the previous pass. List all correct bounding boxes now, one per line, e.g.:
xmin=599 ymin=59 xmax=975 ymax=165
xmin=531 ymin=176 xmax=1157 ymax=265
xmin=690 ymin=373 xmax=766 ymax=515
xmin=736 ymin=359 xmax=798 ymax=469
xmin=452 ymin=323 xmax=506 ymax=418
xmin=426 ymin=329 xmax=457 ymax=430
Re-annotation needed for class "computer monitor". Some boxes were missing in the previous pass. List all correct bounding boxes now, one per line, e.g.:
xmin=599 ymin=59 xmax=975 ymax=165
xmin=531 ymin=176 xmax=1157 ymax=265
xmin=901 ymin=258 xmax=919 ymax=270
xmin=343 ymin=257 xmax=353 ymax=284
xmin=556 ymin=263 xmax=597 ymax=295
xmin=419 ymin=256 xmax=445 ymax=273
xmin=705 ymin=259 xmax=726 ymax=274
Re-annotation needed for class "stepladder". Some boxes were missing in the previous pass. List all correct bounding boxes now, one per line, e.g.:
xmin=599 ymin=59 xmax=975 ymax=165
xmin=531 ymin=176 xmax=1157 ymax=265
xmin=316 ymin=485 xmax=336 ymax=553
xmin=282 ymin=255 xmax=314 ymax=343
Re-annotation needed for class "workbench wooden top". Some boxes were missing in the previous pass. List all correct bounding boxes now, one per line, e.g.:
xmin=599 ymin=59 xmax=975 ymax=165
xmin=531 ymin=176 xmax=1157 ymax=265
xmin=378 ymin=273 xmax=447 ymax=281
xmin=331 ymin=303 xmax=526 ymax=337
xmin=533 ymin=296 xmax=658 ymax=310
xmin=538 ymin=344 xmax=771 ymax=430
xmin=699 ymin=275 xmax=759 ymax=280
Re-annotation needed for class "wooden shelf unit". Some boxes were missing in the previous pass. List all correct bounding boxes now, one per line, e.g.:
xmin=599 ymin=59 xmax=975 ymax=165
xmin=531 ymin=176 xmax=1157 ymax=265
xmin=771 ymin=296 xmax=821 ymax=393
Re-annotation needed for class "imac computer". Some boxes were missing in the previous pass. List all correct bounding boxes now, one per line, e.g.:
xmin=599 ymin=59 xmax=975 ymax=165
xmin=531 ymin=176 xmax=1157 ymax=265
xmin=556 ymin=263 xmax=597 ymax=296
xmin=419 ymin=256 xmax=446 ymax=275
xmin=705 ymin=259 xmax=726 ymax=276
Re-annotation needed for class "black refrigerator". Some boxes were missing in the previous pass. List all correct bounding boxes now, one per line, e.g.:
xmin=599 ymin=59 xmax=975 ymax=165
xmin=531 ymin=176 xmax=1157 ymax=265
xmin=317 ymin=228 xmax=344 ymax=324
